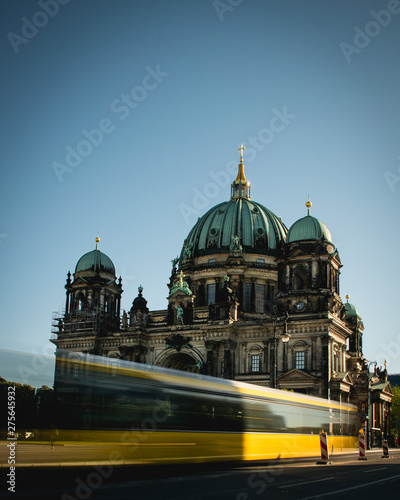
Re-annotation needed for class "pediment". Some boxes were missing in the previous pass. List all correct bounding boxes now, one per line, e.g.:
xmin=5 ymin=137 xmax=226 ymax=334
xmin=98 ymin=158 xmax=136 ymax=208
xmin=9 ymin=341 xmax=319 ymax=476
xmin=331 ymin=371 xmax=353 ymax=385
xmin=286 ymin=247 xmax=312 ymax=259
xmin=69 ymin=277 xmax=88 ymax=286
xmin=331 ymin=250 xmax=342 ymax=266
xmin=105 ymin=281 xmax=120 ymax=292
xmin=278 ymin=369 xmax=317 ymax=382
xmin=168 ymin=289 xmax=193 ymax=299
xmin=371 ymin=380 xmax=394 ymax=397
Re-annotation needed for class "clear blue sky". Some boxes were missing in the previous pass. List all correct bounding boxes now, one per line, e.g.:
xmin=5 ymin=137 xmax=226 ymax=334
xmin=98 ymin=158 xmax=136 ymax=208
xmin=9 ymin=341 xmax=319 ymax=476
xmin=1 ymin=0 xmax=400 ymax=384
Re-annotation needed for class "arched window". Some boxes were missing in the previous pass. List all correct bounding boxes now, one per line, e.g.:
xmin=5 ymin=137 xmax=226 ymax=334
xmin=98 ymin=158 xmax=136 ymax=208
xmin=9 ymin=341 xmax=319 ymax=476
xmin=255 ymin=284 xmax=265 ymax=313
xmin=251 ymin=354 xmax=260 ymax=372
xmin=248 ymin=345 xmax=263 ymax=373
xmin=243 ymin=283 xmax=251 ymax=312
xmin=75 ymin=292 xmax=85 ymax=311
xmin=207 ymin=283 xmax=216 ymax=305
xmin=291 ymin=341 xmax=310 ymax=371
xmin=295 ymin=351 xmax=305 ymax=370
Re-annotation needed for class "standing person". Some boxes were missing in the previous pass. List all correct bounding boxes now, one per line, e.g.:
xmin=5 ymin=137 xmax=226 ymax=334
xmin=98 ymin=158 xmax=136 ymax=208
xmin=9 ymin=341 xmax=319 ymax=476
xmin=50 ymin=423 xmax=58 ymax=449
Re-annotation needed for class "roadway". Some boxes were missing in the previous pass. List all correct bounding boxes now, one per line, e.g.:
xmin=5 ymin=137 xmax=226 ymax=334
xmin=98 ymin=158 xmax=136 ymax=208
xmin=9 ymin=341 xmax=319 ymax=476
xmin=0 ymin=446 xmax=399 ymax=499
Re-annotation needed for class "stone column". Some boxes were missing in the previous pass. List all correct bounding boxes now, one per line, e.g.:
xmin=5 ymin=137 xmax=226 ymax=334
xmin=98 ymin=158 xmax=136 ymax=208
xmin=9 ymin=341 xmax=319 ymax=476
xmin=198 ymin=280 xmax=205 ymax=307
xmin=239 ymin=342 xmax=246 ymax=374
xmin=285 ymin=265 xmax=290 ymax=291
xmin=65 ymin=291 xmax=70 ymax=314
xmin=262 ymin=341 xmax=268 ymax=373
xmin=117 ymin=295 xmax=121 ymax=318
xmin=312 ymin=337 xmax=316 ymax=372
xmin=312 ymin=261 xmax=318 ymax=289
xmin=250 ymin=280 xmax=256 ymax=313
xmin=223 ymin=340 xmax=236 ymax=379
xmin=215 ymin=277 xmax=221 ymax=303
xmin=321 ymin=336 xmax=330 ymax=399
xmin=307 ymin=262 xmax=312 ymax=289
xmin=205 ymin=340 xmax=215 ymax=377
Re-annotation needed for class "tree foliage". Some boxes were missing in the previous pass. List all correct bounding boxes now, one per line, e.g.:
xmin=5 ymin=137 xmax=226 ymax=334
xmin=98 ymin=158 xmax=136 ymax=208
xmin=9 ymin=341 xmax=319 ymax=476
xmin=0 ymin=377 xmax=55 ymax=438
xmin=390 ymin=386 xmax=400 ymax=437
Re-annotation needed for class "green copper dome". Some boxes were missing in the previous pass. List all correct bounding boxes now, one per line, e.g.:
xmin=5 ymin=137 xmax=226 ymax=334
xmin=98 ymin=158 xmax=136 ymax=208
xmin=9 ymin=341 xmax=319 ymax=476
xmin=180 ymin=152 xmax=287 ymax=260
xmin=344 ymin=302 xmax=362 ymax=320
xmin=287 ymin=215 xmax=332 ymax=244
xmin=181 ymin=198 xmax=288 ymax=259
xmin=75 ymin=249 xmax=115 ymax=275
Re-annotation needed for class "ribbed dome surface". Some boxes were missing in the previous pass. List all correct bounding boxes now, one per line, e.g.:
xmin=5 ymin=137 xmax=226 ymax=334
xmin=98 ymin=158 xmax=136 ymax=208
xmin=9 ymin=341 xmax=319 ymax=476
xmin=181 ymin=198 xmax=287 ymax=259
xmin=344 ymin=302 xmax=362 ymax=320
xmin=75 ymin=249 xmax=115 ymax=275
xmin=287 ymin=215 xmax=332 ymax=244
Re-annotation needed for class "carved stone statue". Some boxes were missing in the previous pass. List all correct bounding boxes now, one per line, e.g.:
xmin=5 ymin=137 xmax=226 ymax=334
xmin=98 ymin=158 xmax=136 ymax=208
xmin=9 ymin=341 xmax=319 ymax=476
xmin=122 ymin=310 xmax=128 ymax=328
xmin=171 ymin=256 xmax=179 ymax=275
xmin=230 ymin=235 xmax=242 ymax=254
xmin=176 ymin=304 xmax=184 ymax=325
xmin=183 ymin=241 xmax=193 ymax=259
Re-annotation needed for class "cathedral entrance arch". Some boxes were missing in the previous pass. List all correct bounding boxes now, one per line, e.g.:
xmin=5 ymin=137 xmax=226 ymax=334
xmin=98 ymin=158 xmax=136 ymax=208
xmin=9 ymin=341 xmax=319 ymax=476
xmin=156 ymin=349 xmax=203 ymax=373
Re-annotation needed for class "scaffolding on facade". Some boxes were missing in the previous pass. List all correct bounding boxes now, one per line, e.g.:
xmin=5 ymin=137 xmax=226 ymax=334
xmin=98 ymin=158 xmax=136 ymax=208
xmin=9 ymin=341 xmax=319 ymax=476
xmin=51 ymin=309 xmax=117 ymax=338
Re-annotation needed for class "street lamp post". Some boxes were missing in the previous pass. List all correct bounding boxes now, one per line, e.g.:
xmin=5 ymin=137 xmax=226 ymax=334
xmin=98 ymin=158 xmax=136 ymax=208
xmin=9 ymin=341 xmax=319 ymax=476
xmin=272 ymin=307 xmax=290 ymax=389
xmin=366 ymin=360 xmax=378 ymax=450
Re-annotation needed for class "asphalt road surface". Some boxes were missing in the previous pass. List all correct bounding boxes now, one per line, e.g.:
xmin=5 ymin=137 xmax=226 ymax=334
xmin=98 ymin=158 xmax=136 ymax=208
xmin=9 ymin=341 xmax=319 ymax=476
xmin=1 ymin=447 xmax=399 ymax=499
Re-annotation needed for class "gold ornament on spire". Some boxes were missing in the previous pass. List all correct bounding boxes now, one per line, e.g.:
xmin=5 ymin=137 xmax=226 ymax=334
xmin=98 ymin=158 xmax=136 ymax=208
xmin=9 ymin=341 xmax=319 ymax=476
xmin=345 ymin=294 xmax=350 ymax=302
xmin=95 ymin=234 xmax=100 ymax=250
xmin=306 ymin=196 xmax=312 ymax=216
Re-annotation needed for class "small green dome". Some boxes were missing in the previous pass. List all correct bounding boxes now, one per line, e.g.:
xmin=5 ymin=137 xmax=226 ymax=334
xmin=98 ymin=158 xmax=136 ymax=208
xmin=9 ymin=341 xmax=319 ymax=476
xmin=344 ymin=302 xmax=362 ymax=320
xmin=75 ymin=249 xmax=115 ymax=275
xmin=181 ymin=198 xmax=287 ymax=259
xmin=287 ymin=215 xmax=332 ymax=244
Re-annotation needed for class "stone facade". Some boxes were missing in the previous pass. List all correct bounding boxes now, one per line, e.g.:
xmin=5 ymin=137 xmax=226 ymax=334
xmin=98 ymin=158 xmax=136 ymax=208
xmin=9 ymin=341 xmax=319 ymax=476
xmin=51 ymin=150 xmax=393 ymax=442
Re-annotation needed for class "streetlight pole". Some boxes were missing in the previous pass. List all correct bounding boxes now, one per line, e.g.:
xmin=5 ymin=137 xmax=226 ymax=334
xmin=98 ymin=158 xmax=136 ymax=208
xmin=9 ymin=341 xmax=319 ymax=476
xmin=272 ymin=307 xmax=290 ymax=389
xmin=366 ymin=360 xmax=378 ymax=450
xmin=273 ymin=318 xmax=277 ymax=389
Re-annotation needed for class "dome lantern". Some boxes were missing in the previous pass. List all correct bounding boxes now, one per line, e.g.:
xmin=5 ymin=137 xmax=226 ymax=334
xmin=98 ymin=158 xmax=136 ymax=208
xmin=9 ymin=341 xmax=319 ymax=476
xmin=231 ymin=145 xmax=251 ymax=200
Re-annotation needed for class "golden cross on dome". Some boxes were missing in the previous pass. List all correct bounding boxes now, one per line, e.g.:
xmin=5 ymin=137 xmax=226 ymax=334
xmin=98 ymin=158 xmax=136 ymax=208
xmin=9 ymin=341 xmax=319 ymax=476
xmin=238 ymin=144 xmax=246 ymax=161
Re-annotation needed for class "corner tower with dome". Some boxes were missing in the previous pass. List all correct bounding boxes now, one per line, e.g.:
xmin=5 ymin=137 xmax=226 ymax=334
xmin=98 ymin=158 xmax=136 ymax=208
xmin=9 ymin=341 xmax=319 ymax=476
xmin=52 ymin=236 xmax=123 ymax=353
xmin=51 ymin=147 xmax=393 ymax=435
